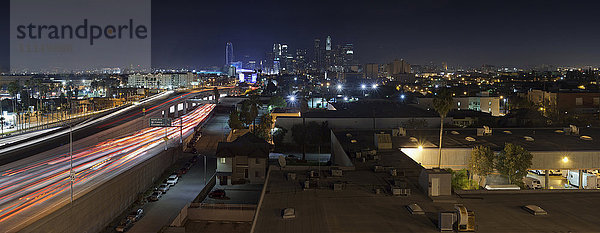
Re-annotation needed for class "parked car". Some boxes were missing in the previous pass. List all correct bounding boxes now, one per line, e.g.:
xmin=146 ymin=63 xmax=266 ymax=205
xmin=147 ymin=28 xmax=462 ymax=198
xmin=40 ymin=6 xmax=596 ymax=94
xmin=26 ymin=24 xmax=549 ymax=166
xmin=209 ymin=189 xmax=226 ymax=198
xmin=167 ymin=175 xmax=179 ymax=186
xmin=157 ymin=184 xmax=170 ymax=193
xmin=171 ymin=172 xmax=181 ymax=178
xmin=179 ymin=167 xmax=188 ymax=175
xmin=115 ymin=219 xmax=133 ymax=232
xmin=127 ymin=208 xmax=144 ymax=222
xmin=149 ymin=191 xmax=162 ymax=201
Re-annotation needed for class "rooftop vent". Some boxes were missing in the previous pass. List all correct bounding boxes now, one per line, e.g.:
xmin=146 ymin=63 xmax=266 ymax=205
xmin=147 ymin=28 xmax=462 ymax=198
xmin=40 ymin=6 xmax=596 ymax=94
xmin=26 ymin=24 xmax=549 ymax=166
xmin=580 ymin=135 xmax=593 ymax=141
xmin=524 ymin=136 xmax=535 ymax=142
xmin=465 ymin=137 xmax=476 ymax=142
xmin=522 ymin=205 xmax=547 ymax=216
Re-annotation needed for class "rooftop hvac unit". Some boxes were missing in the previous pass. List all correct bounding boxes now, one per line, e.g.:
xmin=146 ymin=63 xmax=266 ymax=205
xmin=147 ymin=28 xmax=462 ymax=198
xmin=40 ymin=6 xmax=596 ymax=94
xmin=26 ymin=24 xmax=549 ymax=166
xmin=438 ymin=212 xmax=456 ymax=231
xmin=454 ymin=205 xmax=475 ymax=231
xmin=477 ymin=126 xmax=492 ymax=136
xmin=570 ymin=125 xmax=579 ymax=135
xmin=392 ymin=127 xmax=407 ymax=136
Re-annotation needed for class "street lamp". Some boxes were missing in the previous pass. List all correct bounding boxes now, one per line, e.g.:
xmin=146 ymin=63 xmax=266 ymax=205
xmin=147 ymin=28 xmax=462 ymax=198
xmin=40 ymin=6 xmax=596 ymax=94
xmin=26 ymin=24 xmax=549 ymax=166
xmin=371 ymin=84 xmax=378 ymax=89
xmin=336 ymin=84 xmax=342 ymax=91
xmin=361 ymin=84 xmax=366 ymax=90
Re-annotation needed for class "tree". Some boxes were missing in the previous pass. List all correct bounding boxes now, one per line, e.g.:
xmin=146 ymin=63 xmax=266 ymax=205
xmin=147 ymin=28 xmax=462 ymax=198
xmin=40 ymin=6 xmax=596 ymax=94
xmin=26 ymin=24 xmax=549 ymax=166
xmin=255 ymin=113 xmax=274 ymax=141
xmin=213 ymin=87 xmax=220 ymax=104
xmin=240 ymin=95 xmax=261 ymax=130
xmin=432 ymin=89 xmax=453 ymax=168
xmin=7 ymin=81 xmax=20 ymax=113
xmin=228 ymin=110 xmax=244 ymax=129
xmin=469 ymin=146 xmax=495 ymax=186
xmin=268 ymin=96 xmax=287 ymax=110
xmin=447 ymin=169 xmax=476 ymax=190
xmin=497 ymin=143 xmax=533 ymax=186
xmin=272 ymin=126 xmax=287 ymax=148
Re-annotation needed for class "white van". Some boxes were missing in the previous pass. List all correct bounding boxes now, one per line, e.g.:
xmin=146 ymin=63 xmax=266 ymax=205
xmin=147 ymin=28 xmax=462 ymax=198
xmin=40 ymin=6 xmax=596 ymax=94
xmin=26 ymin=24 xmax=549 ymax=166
xmin=523 ymin=177 xmax=542 ymax=189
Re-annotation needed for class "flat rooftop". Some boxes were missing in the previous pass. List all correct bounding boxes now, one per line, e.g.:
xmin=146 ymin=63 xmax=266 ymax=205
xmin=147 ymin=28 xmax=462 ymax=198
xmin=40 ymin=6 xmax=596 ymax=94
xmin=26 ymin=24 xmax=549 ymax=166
xmin=396 ymin=127 xmax=600 ymax=151
xmin=300 ymin=100 xmax=439 ymax=118
xmin=253 ymin=131 xmax=600 ymax=232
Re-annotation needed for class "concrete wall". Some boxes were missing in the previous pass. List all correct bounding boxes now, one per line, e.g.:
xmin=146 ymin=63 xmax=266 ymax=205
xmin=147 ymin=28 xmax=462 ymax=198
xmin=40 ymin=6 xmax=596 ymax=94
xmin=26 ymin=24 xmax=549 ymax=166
xmin=19 ymin=147 xmax=181 ymax=233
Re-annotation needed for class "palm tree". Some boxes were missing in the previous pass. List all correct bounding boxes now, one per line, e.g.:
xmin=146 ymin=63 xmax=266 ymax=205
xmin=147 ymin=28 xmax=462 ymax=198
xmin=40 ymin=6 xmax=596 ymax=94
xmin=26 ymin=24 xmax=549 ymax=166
xmin=7 ymin=81 xmax=21 ymax=130
xmin=432 ymin=89 xmax=453 ymax=168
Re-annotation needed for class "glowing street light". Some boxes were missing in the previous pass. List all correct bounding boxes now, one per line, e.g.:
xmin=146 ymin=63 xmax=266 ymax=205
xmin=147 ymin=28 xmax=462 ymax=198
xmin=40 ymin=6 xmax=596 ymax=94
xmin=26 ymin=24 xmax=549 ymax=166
xmin=371 ymin=84 xmax=378 ymax=89
xmin=361 ymin=84 xmax=366 ymax=90
xmin=288 ymin=96 xmax=296 ymax=102
xmin=562 ymin=156 xmax=569 ymax=163
xmin=336 ymin=84 xmax=343 ymax=90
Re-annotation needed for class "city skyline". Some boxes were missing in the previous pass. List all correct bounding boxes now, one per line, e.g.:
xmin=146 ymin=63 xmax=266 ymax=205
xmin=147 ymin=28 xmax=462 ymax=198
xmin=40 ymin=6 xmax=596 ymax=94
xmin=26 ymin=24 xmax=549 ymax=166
xmin=4 ymin=0 xmax=600 ymax=72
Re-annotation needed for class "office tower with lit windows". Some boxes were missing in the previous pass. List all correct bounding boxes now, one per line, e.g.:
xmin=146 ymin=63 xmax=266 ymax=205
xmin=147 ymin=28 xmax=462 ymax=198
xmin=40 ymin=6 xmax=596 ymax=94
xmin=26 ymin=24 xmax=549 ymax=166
xmin=313 ymin=38 xmax=322 ymax=72
xmin=225 ymin=42 xmax=234 ymax=67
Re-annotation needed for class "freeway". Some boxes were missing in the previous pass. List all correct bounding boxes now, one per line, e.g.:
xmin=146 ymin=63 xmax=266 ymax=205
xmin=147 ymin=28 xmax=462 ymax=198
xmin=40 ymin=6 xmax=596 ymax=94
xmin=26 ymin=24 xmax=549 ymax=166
xmin=0 ymin=103 xmax=216 ymax=232
xmin=0 ymin=87 xmax=227 ymax=166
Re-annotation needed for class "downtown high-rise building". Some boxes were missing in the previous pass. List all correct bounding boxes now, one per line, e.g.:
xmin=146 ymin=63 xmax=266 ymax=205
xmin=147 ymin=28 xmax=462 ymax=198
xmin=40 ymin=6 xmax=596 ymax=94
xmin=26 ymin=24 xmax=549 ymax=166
xmin=313 ymin=38 xmax=322 ymax=72
xmin=225 ymin=42 xmax=234 ymax=67
xmin=326 ymin=36 xmax=332 ymax=51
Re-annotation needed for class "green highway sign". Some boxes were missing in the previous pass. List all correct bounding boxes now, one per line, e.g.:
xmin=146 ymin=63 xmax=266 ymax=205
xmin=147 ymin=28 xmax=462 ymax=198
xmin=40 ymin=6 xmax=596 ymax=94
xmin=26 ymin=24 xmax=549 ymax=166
xmin=149 ymin=118 xmax=172 ymax=127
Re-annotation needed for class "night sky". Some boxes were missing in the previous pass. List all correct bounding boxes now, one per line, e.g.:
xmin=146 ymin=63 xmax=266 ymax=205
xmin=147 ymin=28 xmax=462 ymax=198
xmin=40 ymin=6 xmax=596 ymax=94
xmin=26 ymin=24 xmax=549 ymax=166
xmin=2 ymin=0 xmax=600 ymax=72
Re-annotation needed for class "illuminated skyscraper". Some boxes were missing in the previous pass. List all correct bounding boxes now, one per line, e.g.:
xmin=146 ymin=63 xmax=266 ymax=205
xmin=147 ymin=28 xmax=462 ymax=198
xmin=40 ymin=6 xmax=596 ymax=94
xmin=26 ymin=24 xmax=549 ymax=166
xmin=225 ymin=42 xmax=234 ymax=67
xmin=341 ymin=43 xmax=354 ymax=66
xmin=313 ymin=38 xmax=321 ymax=71
xmin=326 ymin=36 xmax=332 ymax=51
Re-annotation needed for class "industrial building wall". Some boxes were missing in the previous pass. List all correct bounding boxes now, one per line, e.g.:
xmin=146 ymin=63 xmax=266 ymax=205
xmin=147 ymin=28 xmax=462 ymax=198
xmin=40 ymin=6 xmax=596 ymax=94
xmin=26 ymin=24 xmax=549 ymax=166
xmin=402 ymin=147 xmax=471 ymax=169
xmin=331 ymin=130 xmax=354 ymax=167
xmin=276 ymin=117 xmax=447 ymax=143
xmin=402 ymin=147 xmax=600 ymax=170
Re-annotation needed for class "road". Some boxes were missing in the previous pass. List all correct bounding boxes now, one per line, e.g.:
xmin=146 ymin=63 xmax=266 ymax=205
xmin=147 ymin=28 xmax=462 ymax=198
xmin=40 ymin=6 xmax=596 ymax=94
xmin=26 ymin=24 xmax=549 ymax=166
xmin=127 ymin=113 xmax=230 ymax=232
xmin=0 ymin=88 xmax=226 ymax=166
xmin=0 ymin=104 xmax=216 ymax=232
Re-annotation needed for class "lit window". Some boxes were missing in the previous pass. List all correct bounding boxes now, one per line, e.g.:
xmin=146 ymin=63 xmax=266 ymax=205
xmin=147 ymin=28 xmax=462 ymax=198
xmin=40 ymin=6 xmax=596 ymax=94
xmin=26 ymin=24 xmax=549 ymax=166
xmin=220 ymin=158 xmax=226 ymax=164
